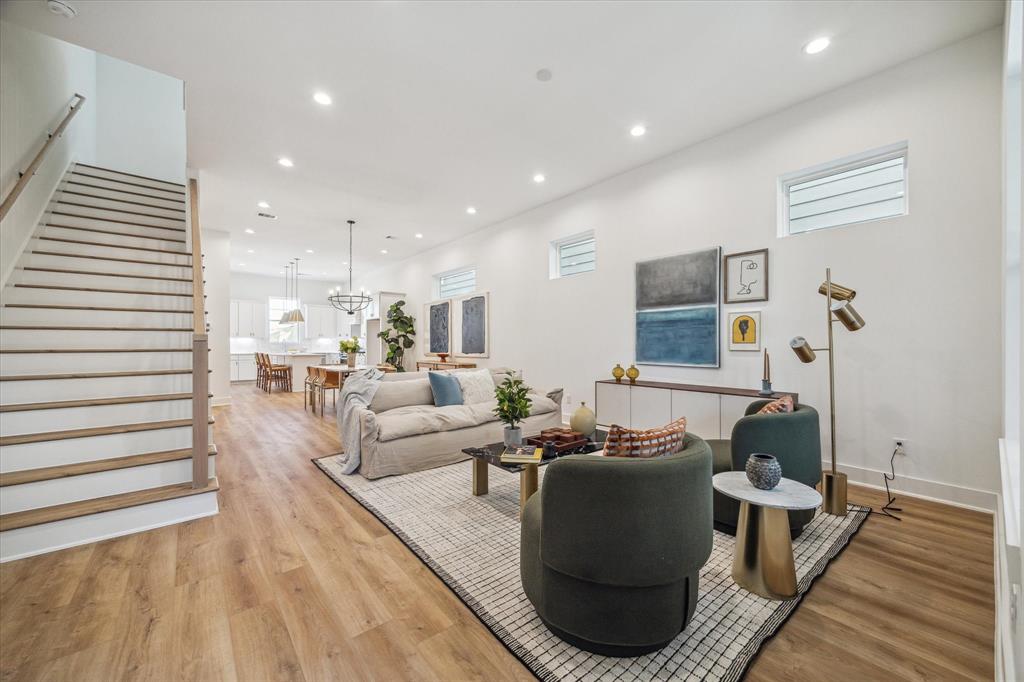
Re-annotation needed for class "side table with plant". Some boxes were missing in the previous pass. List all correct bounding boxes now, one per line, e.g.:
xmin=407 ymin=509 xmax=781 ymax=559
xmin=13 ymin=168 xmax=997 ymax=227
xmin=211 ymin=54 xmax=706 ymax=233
xmin=494 ymin=376 xmax=532 ymax=447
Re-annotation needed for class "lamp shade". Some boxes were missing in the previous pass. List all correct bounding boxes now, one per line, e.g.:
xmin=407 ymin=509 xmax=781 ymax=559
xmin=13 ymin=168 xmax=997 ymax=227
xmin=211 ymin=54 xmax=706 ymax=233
xmin=831 ymin=300 xmax=865 ymax=331
xmin=818 ymin=281 xmax=856 ymax=301
xmin=790 ymin=336 xmax=816 ymax=363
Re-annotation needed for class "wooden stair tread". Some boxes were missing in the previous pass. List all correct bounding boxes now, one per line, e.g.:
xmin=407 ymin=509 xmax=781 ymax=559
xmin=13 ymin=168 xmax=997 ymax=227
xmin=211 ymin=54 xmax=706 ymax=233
xmin=21 ymin=266 xmax=192 ymax=282
xmin=0 ymin=444 xmax=218 ymax=487
xmin=38 ymin=235 xmax=190 ymax=256
xmin=5 ymin=303 xmax=193 ymax=313
xmin=31 ymin=251 xmax=193 ymax=268
xmin=75 ymin=164 xmax=187 ymax=189
xmin=60 ymin=190 xmax=187 ymax=213
xmin=0 ymin=417 xmax=215 ymax=446
xmin=69 ymin=171 xmax=187 ymax=196
xmin=0 ymin=368 xmax=203 ymax=382
xmin=0 ymin=392 xmax=208 ymax=412
xmin=14 ymin=283 xmax=192 ymax=297
xmin=65 ymin=180 xmax=185 ymax=204
xmin=0 ymin=324 xmax=192 ymax=331
xmin=50 ymin=211 xmax=186 ymax=232
xmin=0 ymin=347 xmax=196 ymax=353
xmin=47 ymin=223 xmax=187 ymax=244
xmin=54 ymin=201 xmax=186 ymax=222
xmin=0 ymin=477 xmax=219 ymax=531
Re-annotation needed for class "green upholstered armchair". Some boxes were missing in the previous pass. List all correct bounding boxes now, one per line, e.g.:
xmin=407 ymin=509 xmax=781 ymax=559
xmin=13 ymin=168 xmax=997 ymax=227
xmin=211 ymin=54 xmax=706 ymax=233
xmin=520 ymin=433 xmax=712 ymax=657
xmin=710 ymin=401 xmax=821 ymax=539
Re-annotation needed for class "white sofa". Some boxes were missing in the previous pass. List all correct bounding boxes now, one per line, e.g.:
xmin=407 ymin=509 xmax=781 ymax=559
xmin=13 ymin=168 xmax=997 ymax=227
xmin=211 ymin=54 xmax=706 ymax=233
xmin=353 ymin=368 xmax=563 ymax=479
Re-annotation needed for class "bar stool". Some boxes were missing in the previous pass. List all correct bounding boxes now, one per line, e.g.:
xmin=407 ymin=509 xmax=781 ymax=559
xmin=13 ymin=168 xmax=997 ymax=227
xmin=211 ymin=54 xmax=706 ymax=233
xmin=318 ymin=367 xmax=340 ymax=417
xmin=304 ymin=366 xmax=319 ymax=410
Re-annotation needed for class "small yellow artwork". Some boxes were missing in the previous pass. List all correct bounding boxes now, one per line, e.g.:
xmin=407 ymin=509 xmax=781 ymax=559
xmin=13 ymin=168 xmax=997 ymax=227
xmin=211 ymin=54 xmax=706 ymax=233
xmin=728 ymin=311 xmax=761 ymax=351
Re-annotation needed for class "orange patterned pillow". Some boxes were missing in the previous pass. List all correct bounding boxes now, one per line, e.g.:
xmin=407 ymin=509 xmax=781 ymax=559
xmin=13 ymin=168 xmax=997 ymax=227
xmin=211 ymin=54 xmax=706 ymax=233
xmin=603 ymin=417 xmax=688 ymax=458
xmin=757 ymin=395 xmax=794 ymax=415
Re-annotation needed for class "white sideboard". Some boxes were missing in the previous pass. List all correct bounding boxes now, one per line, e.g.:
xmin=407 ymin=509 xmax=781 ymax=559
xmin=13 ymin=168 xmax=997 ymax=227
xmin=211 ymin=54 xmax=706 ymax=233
xmin=594 ymin=380 xmax=798 ymax=441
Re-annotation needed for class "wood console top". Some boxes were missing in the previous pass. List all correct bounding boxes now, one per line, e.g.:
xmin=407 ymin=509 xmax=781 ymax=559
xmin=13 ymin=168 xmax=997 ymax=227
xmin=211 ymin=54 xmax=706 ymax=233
xmin=595 ymin=379 xmax=797 ymax=402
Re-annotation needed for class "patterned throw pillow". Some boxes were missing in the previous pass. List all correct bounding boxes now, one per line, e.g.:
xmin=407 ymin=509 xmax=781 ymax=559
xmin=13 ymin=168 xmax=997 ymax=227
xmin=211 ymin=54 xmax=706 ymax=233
xmin=757 ymin=395 xmax=795 ymax=414
xmin=603 ymin=417 xmax=688 ymax=458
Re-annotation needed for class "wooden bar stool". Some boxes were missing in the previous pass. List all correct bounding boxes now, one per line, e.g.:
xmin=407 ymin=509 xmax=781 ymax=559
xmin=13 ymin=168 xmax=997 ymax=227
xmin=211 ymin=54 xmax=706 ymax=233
xmin=318 ymin=367 xmax=340 ymax=417
xmin=263 ymin=353 xmax=292 ymax=392
xmin=304 ymin=366 xmax=319 ymax=410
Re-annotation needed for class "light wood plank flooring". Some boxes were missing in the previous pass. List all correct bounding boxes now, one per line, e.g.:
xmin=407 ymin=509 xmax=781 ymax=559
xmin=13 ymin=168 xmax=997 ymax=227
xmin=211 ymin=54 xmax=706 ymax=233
xmin=0 ymin=385 xmax=994 ymax=681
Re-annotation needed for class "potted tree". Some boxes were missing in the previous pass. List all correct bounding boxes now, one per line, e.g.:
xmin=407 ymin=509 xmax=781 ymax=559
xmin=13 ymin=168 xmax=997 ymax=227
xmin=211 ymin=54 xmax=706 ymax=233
xmin=339 ymin=337 xmax=361 ymax=368
xmin=377 ymin=300 xmax=415 ymax=372
xmin=494 ymin=376 xmax=532 ymax=447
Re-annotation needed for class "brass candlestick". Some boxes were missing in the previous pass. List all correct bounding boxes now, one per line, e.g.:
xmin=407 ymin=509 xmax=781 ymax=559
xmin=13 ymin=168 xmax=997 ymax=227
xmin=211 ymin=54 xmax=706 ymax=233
xmin=789 ymin=268 xmax=866 ymax=516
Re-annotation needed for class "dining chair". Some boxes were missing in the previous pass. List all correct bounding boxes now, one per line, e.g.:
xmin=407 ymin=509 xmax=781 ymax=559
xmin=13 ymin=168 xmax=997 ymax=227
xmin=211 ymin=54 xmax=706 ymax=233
xmin=304 ymin=366 xmax=319 ymax=410
xmin=318 ymin=367 xmax=341 ymax=417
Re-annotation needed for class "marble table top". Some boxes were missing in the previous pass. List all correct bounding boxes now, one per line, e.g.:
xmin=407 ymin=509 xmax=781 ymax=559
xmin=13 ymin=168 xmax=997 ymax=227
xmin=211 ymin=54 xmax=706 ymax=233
xmin=712 ymin=471 xmax=822 ymax=510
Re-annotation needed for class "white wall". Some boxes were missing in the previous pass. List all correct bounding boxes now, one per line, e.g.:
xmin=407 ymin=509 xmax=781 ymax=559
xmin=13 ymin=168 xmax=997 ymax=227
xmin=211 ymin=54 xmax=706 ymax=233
xmin=94 ymin=54 xmax=186 ymax=184
xmin=0 ymin=20 xmax=97 ymax=285
xmin=365 ymin=30 xmax=1004 ymax=508
xmin=203 ymin=228 xmax=232 ymax=405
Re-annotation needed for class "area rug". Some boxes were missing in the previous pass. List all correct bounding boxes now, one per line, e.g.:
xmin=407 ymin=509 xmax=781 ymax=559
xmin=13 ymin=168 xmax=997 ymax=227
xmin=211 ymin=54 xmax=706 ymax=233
xmin=314 ymin=454 xmax=868 ymax=681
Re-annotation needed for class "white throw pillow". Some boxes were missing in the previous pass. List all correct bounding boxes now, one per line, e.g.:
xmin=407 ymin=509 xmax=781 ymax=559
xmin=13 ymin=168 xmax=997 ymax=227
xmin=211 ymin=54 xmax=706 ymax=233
xmin=456 ymin=368 xmax=496 ymax=405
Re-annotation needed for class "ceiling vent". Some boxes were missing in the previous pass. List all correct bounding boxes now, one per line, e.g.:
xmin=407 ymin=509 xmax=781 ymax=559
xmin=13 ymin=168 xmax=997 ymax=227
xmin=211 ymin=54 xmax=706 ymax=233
xmin=384 ymin=235 xmax=398 ymax=240
xmin=257 ymin=212 xmax=277 ymax=220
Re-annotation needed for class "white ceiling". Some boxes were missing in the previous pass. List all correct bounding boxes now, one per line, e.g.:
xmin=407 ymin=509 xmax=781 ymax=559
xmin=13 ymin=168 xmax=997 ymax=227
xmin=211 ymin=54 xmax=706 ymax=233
xmin=1 ymin=0 xmax=1004 ymax=282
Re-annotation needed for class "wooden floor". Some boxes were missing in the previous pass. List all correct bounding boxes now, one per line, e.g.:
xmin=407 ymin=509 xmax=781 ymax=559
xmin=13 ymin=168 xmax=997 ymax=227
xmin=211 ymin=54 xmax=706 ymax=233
xmin=0 ymin=385 xmax=994 ymax=681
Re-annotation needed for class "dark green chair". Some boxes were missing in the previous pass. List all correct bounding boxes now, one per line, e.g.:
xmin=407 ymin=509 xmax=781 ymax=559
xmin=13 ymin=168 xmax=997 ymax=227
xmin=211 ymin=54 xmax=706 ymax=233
xmin=710 ymin=401 xmax=821 ymax=539
xmin=520 ymin=433 xmax=712 ymax=657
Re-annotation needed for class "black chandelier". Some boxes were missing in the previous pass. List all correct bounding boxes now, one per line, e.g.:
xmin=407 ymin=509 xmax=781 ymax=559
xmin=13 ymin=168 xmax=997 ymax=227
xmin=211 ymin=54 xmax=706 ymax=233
xmin=327 ymin=220 xmax=372 ymax=315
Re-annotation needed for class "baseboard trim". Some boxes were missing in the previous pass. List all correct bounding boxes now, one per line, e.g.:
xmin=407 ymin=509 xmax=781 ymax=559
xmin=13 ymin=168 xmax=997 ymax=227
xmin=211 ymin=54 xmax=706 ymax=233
xmin=211 ymin=395 xmax=231 ymax=407
xmin=827 ymin=460 xmax=996 ymax=513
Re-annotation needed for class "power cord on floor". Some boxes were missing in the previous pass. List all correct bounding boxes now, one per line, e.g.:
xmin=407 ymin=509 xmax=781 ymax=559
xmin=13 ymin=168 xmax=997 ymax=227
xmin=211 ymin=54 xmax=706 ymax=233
xmin=844 ymin=447 xmax=903 ymax=520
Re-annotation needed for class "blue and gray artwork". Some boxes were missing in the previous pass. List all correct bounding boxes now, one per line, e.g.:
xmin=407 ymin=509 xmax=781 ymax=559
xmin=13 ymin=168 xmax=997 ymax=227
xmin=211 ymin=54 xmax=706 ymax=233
xmin=428 ymin=302 xmax=450 ymax=354
xmin=461 ymin=295 xmax=487 ymax=355
xmin=635 ymin=306 xmax=718 ymax=367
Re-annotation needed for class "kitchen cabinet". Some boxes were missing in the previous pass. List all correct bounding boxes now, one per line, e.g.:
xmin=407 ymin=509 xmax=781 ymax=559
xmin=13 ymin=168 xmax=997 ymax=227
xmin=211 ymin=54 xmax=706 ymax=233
xmin=230 ymin=354 xmax=257 ymax=382
xmin=304 ymin=304 xmax=338 ymax=340
xmin=230 ymin=299 xmax=266 ymax=338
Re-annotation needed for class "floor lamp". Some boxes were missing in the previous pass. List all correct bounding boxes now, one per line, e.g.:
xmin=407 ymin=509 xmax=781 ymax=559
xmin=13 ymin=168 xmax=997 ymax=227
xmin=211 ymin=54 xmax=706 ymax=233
xmin=789 ymin=268 xmax=866 ymax=516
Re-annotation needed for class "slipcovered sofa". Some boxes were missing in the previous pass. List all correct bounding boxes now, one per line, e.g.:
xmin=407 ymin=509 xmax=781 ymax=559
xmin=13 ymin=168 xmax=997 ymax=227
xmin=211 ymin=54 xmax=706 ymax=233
xmin=353 ymin=368 xmax=563 ymax=479
xmin=520 ymin=432 xmax=713 ymax=656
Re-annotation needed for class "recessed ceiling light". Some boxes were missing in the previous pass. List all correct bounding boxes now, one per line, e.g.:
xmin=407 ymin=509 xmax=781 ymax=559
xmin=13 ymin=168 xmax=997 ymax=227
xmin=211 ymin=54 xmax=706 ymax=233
xmin=630 ymin=124 xmax=647 ymax=137
xmin=380 ymin=249 xmax=388 ymax=254
xmin=343 ymin=261 xmax=348 ymax=265
xmin=277 ymin=157 xmax=294 ymax=168
xmin=466 ymin=206 xmax=477 ymax=215
xmin=415 ymin=233 xmax=423 ymax=239
xmin=313 ymin=91 xmax=332 ymax=106
xmin=257 ymin=201 xmax=270 ymax=209
xmin=244 ymin=228 xmax=255 ymax=234
xmin=804 ymin=37 xmax=831 ymax=55
xmin=239 ymin=263 xmax=246 ymax=267
xmin=306 ymin=249 xmax=314 ymax=254
xmin=247 ymin=249 xmax=254 ymax=254
xmin=533 ymin=173 xmax=546 ymax=184
xmin=321 ymin=271 xmax=327 ymax=275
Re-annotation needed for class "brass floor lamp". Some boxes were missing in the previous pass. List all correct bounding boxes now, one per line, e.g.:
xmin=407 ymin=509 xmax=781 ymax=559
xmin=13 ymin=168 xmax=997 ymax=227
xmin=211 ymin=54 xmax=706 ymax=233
xmin=789 ymin=268 xmax=866 ymax=516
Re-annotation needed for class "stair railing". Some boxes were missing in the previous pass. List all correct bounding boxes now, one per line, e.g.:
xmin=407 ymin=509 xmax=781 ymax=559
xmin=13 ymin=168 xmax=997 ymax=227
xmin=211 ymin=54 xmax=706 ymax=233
xmin=0 ymin=93 xmax=86 ymax=222
xmin=187 ymin=178 xmax=209 ymax=488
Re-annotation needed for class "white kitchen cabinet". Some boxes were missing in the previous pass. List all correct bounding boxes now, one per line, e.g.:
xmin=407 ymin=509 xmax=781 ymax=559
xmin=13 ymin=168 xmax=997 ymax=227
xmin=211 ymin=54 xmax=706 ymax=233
xmin=230 ymin=299 xmax=266 ymax=339
xmin=230 ymin=354 xmax=257 ymax=382
xmin=304 ymin=304 xmax=338 ymax=340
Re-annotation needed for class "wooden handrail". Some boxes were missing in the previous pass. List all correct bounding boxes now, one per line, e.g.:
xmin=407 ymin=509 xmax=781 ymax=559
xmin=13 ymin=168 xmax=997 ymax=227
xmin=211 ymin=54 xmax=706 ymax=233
xmin=187 ymin=178 xmax=209 ymax=488
xmin=0 ymin=94 xmax=86 ymax=222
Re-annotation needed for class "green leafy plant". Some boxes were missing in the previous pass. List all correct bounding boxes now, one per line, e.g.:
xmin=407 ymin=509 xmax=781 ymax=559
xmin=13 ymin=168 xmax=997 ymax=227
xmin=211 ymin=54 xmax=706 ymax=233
xmin=377 ymin=300 xmax=415 ymax=371
xmin=493 ymin=377 xmax=532 ymax=430
xmin=339 ymin=337 xmax=361 ymax=354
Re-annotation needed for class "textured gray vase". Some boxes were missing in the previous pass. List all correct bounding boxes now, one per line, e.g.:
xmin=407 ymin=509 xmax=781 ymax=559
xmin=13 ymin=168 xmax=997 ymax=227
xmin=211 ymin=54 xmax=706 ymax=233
xmin=745 ymin=453 xmax=782 ymax=490
xmin=504 ymin=427 xmax=523 ymax=447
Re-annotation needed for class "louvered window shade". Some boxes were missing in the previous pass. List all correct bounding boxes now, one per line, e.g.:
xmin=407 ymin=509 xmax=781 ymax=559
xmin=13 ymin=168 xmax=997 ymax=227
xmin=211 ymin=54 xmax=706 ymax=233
xmin=438 ymin=269 xmax=476 ymax=298
xmin=557 ymin=236 xmax=596 ymax=277
xmin=783 ymin=144 xmax=908 ymax=235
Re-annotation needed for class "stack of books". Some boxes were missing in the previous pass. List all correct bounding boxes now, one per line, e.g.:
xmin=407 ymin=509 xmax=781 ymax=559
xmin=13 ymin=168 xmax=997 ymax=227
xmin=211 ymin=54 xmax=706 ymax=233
xmin=500 ymin=445 xmax=542 ymax=465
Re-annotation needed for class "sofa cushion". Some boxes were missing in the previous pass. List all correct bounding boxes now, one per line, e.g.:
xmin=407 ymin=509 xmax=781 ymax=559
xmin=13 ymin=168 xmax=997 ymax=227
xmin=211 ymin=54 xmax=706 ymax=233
xmin=603 ymin=417 xmax=688 ymax=458
xmin=428 ymin=371 xmax=463 ymax=407
xmin=368 ymin=378 xmax=434 ymax=413
xmin=375 ymin=392 xmax=559 ymax=442
xmin=456 ymin=368 xmax=496 ymax=404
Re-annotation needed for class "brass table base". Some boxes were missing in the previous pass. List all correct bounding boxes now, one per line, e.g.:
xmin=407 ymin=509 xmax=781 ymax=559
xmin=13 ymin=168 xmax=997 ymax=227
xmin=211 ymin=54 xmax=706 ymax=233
xmin=471 ymin=459 xmax=539 ymax=519
xmin=821 ymin=470 xmax=848 ymax=516
xmin=733 ymin=501 xmax=797 ymax=600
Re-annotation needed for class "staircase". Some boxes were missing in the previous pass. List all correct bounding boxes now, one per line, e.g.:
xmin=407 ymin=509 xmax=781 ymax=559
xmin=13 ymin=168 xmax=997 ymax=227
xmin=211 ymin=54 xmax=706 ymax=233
xmin=0 ymin=163 xmax=219 ymax=562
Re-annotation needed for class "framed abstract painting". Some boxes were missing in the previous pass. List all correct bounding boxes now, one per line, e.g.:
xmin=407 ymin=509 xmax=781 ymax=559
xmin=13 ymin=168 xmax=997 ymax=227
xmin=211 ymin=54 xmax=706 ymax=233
xmin=723 ymin=248 xmax=768 ymax=303
xmin=424 ymin=299 xmax=451 ymax=356
xmin=727 ymin=310 xmax=762 ymax=351
xmin=453 ymin=292 xmax=489 ymax=358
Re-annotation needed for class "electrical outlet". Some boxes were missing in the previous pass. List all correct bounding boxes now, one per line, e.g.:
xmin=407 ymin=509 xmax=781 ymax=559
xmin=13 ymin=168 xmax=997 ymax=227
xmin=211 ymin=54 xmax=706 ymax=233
xmin=893 ymin=438 xmax=908 ymax=455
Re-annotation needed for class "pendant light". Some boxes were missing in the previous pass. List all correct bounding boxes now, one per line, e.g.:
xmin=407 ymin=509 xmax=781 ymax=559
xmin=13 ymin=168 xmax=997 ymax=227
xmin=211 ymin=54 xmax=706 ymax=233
xmin=278 ymin=262 xmax=292 ymax=324
xmin=283 ymin=258 xmax=305 ymax=324
xmin=327 ymin=219 xmax=373 ymax=315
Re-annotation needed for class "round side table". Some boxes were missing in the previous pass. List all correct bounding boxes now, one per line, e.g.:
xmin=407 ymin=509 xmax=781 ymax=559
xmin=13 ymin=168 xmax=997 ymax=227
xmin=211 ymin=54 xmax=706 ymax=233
xmin=712 ymin=471 xmax=822 ymax=600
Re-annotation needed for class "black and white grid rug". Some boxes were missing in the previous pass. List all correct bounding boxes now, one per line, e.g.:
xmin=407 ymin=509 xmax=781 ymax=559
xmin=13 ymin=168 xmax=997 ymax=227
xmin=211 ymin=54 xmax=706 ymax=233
xmin=315 ymin=454 xmax=868 ymax=681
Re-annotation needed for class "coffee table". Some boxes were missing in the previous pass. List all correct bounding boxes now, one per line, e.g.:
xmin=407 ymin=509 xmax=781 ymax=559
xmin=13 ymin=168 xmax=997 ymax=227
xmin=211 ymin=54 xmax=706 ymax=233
xmin=712 ymin=471 xmax=822 ymax=600
xmin=463 ymin=431 xmax=605 ymax=517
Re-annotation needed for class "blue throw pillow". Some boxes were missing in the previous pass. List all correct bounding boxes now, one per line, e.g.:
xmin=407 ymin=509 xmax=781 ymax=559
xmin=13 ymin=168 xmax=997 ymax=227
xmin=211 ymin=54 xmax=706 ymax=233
xmin=428 ymin=371 xmax=463 ymax=407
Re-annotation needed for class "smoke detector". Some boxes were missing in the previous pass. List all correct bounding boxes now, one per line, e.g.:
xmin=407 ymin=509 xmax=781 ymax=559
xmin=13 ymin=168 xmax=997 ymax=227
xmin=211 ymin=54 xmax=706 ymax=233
xmin=47 ymin=0 xmax=77 ymax=18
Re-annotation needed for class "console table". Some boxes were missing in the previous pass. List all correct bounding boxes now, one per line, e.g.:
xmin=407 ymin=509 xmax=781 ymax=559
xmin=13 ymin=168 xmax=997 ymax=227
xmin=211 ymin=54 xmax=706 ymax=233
xmin=594 ymin=379 xmax=797 ymax=440
xmin=416 ymin=360 xmax=477 ymax=371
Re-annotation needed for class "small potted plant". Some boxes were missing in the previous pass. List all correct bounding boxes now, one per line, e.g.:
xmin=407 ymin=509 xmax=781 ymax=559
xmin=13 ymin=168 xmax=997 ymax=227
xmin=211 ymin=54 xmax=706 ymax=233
xmin=494 ymin=376 xmax=532 ymax=447
xmin=339 ymin=337 xmax=361 ymax=368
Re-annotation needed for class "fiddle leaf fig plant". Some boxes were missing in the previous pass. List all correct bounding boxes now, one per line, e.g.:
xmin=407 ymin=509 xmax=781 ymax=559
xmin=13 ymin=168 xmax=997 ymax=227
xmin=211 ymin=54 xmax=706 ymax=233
xmin=493 ymin=377 xmax=532 ymax=430
xmin=377 ymin=300 xmax=415 ymax=371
